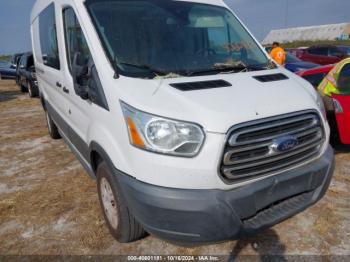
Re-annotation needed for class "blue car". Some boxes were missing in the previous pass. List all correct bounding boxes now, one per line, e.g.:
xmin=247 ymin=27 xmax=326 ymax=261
xmin=0 ymin=61 xmax=16 ymax=80
xmin=284 ymin=53 xmax=318 ymax=73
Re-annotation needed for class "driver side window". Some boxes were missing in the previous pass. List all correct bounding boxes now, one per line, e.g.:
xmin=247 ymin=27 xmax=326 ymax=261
xmin=62 ymin=7 xmax=109 ymax=110
xmin=20 ymin=56 xmax=27 ymax=68
xmin=63 ymin=7 xmax=91 ymax=72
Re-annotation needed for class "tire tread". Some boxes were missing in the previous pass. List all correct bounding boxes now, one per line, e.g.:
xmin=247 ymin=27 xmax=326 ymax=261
xmin=97 ymin=162 xmax=146 ymax=243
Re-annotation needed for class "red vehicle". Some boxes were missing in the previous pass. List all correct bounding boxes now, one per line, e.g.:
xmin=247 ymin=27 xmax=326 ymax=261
xmin=290 ymin=45 xmax=349 ymax=65
xmin=297 ymin=64 xmax=334 ymax=87
xmin=298 ymin=64 xmax=350 ymax=144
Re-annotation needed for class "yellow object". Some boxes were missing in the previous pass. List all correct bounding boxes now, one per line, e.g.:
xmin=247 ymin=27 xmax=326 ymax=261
xmin=270 ymin=47 xmax=286 ymax=65
xmin=318 ymin=58 xmax=350 ymax=97
xmin=127 ymin=117 xmax=145 ymax=148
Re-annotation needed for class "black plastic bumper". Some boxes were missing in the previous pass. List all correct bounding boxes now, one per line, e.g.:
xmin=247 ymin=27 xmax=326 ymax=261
xmin=114 ymin=145 xmax=335 ymax=244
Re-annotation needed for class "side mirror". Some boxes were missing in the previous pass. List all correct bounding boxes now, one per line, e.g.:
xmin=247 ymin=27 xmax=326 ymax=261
xmin=72 ymin=52 xmax=91 ymax=100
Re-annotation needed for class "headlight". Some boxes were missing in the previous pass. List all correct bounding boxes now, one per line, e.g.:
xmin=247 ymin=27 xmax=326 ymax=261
xmin=121 ymin=102 xmax=205 ymax=157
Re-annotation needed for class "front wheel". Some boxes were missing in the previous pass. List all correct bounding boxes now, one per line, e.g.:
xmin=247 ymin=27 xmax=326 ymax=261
xmin=44 ymin=110 xmax=61 ymax=139
xmin=28 ymin=80 xmax=39 ymax=98
xmin=97 ymin=161 xmax=146 ymax=243
xmin=20 ymin=82 xmax=27 ymax=93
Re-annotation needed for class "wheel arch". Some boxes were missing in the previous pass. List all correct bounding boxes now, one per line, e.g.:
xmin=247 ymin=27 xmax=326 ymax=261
xmin=89 ymin=141 xmax=118 ymax=177
xmin=40 ymin=94 xmax=46 ymax=111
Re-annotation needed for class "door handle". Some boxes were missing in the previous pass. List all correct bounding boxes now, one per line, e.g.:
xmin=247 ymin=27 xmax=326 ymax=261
xmin=63 ymin=87 xmax=70 ymax=94
xmin=56 ymin=82 xmax=62 ymax=88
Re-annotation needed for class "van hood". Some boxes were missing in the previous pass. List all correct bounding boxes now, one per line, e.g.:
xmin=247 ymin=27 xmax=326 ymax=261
xmin=117 ymin=69 xmax=320 ymax=134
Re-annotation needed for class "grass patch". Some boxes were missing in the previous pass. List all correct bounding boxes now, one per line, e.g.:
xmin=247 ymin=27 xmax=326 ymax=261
xmin=0 ymin=55 xmax=11 ymax=61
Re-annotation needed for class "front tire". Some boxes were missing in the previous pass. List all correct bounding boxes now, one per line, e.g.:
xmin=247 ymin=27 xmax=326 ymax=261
xmin=97 ymin=161 xmax=146 ymax=243
xmin=20 ymin=83 xmax=27 ymax=93
xmin=44 ymin=110 xmax=61 ymax=139
xmin=28 ymin=80 xmax=39 ymax=98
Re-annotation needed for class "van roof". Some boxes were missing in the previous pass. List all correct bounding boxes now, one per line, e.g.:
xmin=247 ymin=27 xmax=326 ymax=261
xmin=31 ymin=0 xmax=227 ymax=22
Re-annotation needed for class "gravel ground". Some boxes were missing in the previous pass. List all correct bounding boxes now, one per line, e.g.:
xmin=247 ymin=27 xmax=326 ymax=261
xmin=0 ymin=80 xmax=349 ymax=259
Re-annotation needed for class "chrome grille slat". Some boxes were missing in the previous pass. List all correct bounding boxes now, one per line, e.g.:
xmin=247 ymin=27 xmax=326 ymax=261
xmin=223 ymin=140 xmax=322 ymax=170
xmin=223 ymin=148 xmax=320 ymax=180
xmin=224 ymin=127 xmax=323 ymax=166
xmin=220 ymin=111 xmax=325 ymax=182
xmin=229 ymin=119 xmax=319 ymax=147
xmin=227 ymin=127 xmax=322 ymax=155
xmin=228 ymin=114 xmax=318 ymax=145
xmin=226 ymin=141 xmax=272 ymax=154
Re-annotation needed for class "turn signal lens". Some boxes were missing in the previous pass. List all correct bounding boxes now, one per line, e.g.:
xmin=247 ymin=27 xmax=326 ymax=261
xmin=126 ymin=117 xmax=145 ymax=148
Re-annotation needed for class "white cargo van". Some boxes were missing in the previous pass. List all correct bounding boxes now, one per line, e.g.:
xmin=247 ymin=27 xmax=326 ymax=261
xmin=31 ymin=0 xmax=335 ymax=244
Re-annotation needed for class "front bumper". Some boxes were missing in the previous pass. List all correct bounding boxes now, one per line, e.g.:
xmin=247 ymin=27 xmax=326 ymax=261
xmin=115 ymin=145 xmax=335 ymax=244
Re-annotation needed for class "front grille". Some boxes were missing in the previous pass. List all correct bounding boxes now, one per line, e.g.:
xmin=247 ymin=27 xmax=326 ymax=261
xmin=220 ymin=111 xmax=325 ymax=181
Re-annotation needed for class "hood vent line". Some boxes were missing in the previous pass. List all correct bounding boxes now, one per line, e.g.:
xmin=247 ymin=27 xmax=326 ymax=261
xmin=170 ymin=80 xmax=232 ymax=91
xmin=253 ymin=73 xmax=289 ymax=83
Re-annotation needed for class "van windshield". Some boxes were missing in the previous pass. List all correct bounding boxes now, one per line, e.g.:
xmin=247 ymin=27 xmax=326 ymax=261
xmin=86 ymin=0 xmax=270 ymax=79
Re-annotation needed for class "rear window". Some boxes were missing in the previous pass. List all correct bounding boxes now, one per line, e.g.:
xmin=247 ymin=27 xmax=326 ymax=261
xmin=302 ymin=73 xmax=327 ymax=88
xmin=38 ymin=3 xmax=60 ymax=70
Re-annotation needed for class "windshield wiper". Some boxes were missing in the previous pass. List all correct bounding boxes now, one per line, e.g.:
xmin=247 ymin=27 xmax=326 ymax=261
xmin=186 ymin=62 xmax=248 ymax=76
xmin=119 ymin=62 xmax=185 ymax=79
xmin=186 ymin=61 xmax=277 ymax=77
xmin=254 ymin=60 xmax=277 ymax=70
xmin=118 ymin=62 xmax=168 ymax=76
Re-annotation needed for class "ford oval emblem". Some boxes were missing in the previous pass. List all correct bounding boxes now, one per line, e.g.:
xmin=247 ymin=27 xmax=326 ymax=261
xmin=271 ymin=136 xmax=299 ymax=152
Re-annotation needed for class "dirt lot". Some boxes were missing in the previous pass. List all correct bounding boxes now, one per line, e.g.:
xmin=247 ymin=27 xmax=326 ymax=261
xmin=0 ymin=79 xmax=349 ymax=258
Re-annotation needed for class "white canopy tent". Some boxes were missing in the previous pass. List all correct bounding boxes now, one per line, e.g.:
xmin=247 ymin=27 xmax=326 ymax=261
xmin=263 ymin=23 xmax=350 ymax=45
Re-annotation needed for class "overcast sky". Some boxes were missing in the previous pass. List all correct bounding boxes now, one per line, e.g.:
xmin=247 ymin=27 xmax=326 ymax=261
xmin=0 ymin=0 xmax=349 ymax=55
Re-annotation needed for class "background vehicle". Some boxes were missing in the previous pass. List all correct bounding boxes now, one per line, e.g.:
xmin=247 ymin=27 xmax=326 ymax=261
xmin=297 ymin=64 xmax=334 ymax=87
xmin=337 ymin=45 xmax=350 ymax=56
xmin=298 ymin=63 xmax=350 ymax=145
xmin=265 ymin=47 xmax=317 ymax=72
xmin=0 ymin=61 xmax=9 ymax=67
xmin=15 ymin=54 xmax=23 ymax=85
xmin=324 ymin=60 xmax=350 ymax=145
xmin=284 ymin=53 xmax=318 ymax=72
xmin=10 ymin=53 xmax=24 ymax=68
xmin=17 ymin=52 xmax=39 ymax=97
xmin=291 ymin=45 xmax=349 ymax=65
xmin=0 ymin=61 xmax=17 ymax=80
xmin=332 ymin=93 xmax=350 ymax=145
